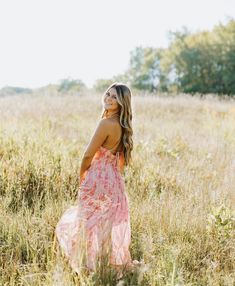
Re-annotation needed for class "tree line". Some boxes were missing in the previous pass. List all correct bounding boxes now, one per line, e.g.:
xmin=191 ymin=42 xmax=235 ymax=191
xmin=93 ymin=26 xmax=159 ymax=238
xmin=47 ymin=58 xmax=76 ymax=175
xmin=95 ymin=19 xmax=235 ymax=96
xmin=1 ymin=19 xmax=234 ymax=97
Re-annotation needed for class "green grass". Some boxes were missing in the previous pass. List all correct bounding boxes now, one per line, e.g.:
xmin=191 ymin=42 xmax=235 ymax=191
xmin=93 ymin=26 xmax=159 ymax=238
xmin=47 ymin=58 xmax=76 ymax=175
xmin=0 ymin=92 xmax=234 ymax=285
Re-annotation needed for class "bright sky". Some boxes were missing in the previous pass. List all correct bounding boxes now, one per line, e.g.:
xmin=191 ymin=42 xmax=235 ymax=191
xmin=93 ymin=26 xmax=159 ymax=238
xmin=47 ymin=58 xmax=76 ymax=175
xmin=0 ymin=0 xmax=234 ymax=89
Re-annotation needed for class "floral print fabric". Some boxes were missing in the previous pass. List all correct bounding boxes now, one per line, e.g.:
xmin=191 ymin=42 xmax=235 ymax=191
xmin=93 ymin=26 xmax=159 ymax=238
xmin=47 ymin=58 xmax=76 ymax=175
xmin=55 ymin=146 xmax=132 ymax=272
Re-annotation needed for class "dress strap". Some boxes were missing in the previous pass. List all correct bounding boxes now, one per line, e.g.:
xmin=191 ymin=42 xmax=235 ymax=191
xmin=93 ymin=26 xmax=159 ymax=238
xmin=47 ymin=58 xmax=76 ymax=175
xmin=109 ymin=135 xmax=123 ymax=155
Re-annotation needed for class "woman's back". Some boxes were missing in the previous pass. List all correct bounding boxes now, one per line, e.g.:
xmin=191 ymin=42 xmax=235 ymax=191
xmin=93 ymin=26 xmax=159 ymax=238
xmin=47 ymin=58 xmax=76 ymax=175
xmin=101 ymin=118 xmax=123 ymax=155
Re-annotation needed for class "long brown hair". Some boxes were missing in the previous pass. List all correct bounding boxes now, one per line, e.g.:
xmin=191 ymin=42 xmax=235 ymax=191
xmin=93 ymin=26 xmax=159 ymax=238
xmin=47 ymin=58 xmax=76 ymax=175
xmin=101 ymin=82 xmax=133 ymax=166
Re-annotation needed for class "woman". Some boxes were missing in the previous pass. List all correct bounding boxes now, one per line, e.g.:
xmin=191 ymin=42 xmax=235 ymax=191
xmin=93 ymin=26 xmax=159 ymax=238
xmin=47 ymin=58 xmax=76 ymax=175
xmin=55 ymin=82 xmax=139 ymax=277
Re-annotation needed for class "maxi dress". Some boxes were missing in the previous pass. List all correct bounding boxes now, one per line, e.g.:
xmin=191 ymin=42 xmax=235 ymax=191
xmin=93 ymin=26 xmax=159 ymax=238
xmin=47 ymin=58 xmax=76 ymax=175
xmin=55 ymin=145 xmax=132 ymax=272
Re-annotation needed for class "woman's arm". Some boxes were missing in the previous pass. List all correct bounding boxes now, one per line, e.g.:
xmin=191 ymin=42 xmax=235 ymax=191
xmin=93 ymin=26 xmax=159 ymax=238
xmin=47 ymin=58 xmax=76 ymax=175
xmin=79 ymin=119 xmax=109 ymax=182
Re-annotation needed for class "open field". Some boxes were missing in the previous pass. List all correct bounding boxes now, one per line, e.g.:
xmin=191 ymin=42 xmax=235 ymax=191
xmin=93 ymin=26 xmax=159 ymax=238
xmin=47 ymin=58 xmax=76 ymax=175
xmin=0 ymin=93 xmax=235 ymax=285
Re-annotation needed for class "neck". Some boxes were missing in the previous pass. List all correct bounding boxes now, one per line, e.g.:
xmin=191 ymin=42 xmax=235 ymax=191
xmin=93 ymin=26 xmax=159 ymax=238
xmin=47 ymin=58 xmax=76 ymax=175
xmin=105 ymin=110 xmax=120 ymax=119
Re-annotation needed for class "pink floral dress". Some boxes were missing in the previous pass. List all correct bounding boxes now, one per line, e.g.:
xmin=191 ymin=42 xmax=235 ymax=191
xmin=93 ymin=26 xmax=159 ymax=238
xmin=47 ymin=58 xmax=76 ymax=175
xmin=55 ymin=146 xmax=132 ymax=272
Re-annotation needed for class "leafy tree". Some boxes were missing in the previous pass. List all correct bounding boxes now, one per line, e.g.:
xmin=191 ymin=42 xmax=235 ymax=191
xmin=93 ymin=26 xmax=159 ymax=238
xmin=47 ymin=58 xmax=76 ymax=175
xmin=93 ymin=79 xmax=114 ymax=93
xmin=166 ymin=19 xmax=235 ymax=95
xmin=93 ymin=73 xmax=130 ymax=93
xmin=126 ymin=19 xmax=235 ymax=96
xmin=0 ymin=86 xmax=32 ymax=96
xmin=127 ymin=46 xmax=163 ymax=92
xmin=58 ymin=78 xmax=86 ymax=93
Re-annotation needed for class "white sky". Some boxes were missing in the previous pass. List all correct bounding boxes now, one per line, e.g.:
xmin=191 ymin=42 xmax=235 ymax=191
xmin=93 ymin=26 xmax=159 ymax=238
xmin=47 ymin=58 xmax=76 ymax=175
xmin=0 ymin=0 xmax=234 ymax=89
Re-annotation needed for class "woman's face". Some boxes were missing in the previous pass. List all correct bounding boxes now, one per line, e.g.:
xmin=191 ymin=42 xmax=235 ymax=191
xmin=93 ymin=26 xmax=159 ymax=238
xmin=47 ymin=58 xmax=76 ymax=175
xmin=103 ymin=87 xmax=120 ymax=112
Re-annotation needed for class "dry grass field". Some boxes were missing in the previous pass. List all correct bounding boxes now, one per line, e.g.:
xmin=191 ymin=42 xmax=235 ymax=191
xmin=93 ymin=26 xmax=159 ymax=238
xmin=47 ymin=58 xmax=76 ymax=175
xmin=0 ymin=92 xmax=234 ymax=285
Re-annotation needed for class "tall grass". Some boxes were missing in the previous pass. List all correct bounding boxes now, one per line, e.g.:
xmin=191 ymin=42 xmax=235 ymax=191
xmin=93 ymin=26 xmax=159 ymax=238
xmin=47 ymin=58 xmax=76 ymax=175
xmin=0 ymin=92 xmax=234 ymax=285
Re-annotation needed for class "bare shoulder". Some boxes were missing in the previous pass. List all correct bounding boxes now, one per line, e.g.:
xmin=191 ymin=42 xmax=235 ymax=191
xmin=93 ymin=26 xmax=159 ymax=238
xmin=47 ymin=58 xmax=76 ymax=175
xmin=100 ymin=118 xmax=120 ymax=129
xmin=98 ymin=118 xmax=112 ymax=129
xmin=94 ymin=118 xmax=113 ymax=137
xmin=98 ymin=118 xmax=110 ymax=126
